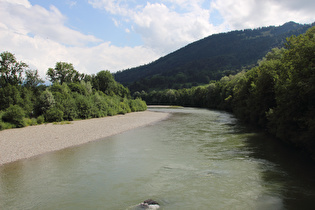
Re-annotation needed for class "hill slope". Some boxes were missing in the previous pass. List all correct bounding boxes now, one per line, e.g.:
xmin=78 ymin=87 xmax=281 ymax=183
xmin=114 ymin=22 xmax=314 ymax=92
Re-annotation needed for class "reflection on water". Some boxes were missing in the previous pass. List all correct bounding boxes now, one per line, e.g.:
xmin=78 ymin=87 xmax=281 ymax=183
xmin=1 ymin=108 xmax=314 ymax=210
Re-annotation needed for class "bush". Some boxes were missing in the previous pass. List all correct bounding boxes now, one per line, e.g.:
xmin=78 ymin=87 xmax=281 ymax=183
xmin=0 ymin=121 xmax=13 ymax=130
xmin=37 ymin=115 xmax=45 ymax=124
xmin=62 ymin=97 xmax=77 ymax=121
xmin=44 ymin=107 xmax=64 ymax=122
xmin=130 ymin=98 xmax=147 ymax=112
xmin=75 ymin=95 xmax=92 ymax=119
xmin=92 ymin=92 xmax=108 ymax=117
xmin=24 ymin=118 xmax=37 ymax=126
xmin=118 ymin=101 xmax=131 ymax=114
xmin=2 ymin=105 xmax=25 ymax=128
xmin=0 ymin=121 xmax=4 ymax=130
xmin=107 ymin=107 xmax=116 ymax=116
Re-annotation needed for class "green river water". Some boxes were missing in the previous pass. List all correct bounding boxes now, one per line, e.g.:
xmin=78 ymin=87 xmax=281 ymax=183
xmin=0 ymin=108 xmax=314 ymax=209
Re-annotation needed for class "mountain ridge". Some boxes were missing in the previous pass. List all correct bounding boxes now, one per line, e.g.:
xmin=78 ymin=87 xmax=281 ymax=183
xmin=114 ymin=21 xmax=314 ymax=92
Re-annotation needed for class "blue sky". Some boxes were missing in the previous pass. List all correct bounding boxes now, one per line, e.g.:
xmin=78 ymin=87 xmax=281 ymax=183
xmin=29 ymin=0 xmax=142 ymax=47
xmin=0 ymin=0 xmax=314 ymax=80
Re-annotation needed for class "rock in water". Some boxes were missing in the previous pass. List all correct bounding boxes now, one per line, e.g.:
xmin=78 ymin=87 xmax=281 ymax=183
xmin=138 ymin=199 xmax=160 ymax=209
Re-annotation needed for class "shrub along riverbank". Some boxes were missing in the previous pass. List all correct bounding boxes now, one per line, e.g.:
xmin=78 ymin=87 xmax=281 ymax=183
xmin=136 ymin=26 xmax=315 ymax=159
xmin=0 ymin=53 xmax=147 ymax=130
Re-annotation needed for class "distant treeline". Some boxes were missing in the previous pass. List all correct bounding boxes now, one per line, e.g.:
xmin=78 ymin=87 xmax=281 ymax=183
xmin=135 ymin=26 xmax=315 ymax=158
xmin=0 ymin=53 xmax=147 ymax=130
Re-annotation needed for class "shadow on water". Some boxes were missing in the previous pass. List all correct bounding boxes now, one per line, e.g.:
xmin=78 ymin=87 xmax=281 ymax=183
xmin=150 ymin=107 xmax=315 ymax=209
xmin=242 ymin=130 xmax=315 ymax=210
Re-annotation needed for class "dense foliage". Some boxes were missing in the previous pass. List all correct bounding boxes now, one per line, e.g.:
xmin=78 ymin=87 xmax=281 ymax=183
xmin=115 ymin=22 xmax=314 ymax=92
xmin=137 ymin=26 xmax=315 ymax=158
xmin=0 ymin=53 xmax=147 ymax=130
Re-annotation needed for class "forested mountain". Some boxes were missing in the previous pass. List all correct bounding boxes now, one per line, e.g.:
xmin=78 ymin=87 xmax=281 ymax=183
xmin=114 ymin=21 xmax=314 ymax=92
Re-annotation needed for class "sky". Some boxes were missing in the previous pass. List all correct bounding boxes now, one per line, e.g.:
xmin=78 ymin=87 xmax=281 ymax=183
xmin=0 ymin=0 xmax=314 ymax=80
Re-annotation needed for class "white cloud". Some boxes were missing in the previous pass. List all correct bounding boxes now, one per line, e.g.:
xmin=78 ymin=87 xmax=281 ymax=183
xmin=276 ymin=0 xmax=315 ymax=13
xmin=162 ymin=0 xmax=208 ymax=11
xmin=1 ymin=0 xmax=31 ymax=7
xmin=0 ymin=0 xmax=102 ymax=47
xmin=89 ymin=0 xmax=217 ymax=53
xmin=0 ymin=27 xmax=159 ymax=79
xmin=0 ymin=0 xmax=159 ymax=80
xmin=66 ymin=1 xmax=77 ymax=8
xmin=211 ymin=0 xmax=315 ymax=30
xmin=70 ymin=44 xmax=159 ymax=73
xmin=132 ymin=2 xmax=216 ymax=53
xmin=88 ymin=0 xmax=130 ymax=16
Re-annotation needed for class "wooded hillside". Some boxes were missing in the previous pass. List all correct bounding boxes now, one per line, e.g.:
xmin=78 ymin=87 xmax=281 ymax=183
xmin=115 ymin=22 xmax=314 ymax=92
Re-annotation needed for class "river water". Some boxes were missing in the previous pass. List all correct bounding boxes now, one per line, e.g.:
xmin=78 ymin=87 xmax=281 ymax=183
xmin=0 ymin=108 xmax=314 ymax=210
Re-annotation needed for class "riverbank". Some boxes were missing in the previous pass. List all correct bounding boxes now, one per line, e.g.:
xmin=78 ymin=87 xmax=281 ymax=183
xmin=0 ymin=110 xmax=169 ymax=165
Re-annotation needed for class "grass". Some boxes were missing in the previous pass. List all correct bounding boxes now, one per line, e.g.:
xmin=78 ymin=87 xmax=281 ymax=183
xmin=52 ymin=121 xmax=72 ymax=125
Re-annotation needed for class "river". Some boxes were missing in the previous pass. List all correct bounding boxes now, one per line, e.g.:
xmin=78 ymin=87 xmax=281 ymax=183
xmin=0 ymin=108 xmax=314 ymax=209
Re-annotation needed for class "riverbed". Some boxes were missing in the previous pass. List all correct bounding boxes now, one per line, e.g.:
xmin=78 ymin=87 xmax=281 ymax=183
xmin=0 ymin=107 xmax=314 ymax=209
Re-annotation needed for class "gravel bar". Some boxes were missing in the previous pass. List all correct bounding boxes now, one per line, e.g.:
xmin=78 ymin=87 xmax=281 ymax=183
xmin=0 ymin=110 xmax=169 ymax=165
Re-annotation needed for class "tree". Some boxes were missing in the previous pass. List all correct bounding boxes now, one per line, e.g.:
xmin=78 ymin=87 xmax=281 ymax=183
xmin=0 ymin=84 xmax=23 ymax=110
xmin=269 ymin=26 xmax=315 ymax=146
xmin=44 ymin=107 xmax=64 ymax=122
xmin=75 ymin=94 xmax=92 ymax=119
xmin=24 ymin=69 xmax=44 ymax=88
xmin=47 ymin=62 xmax=82 ymax=84
xmin=92 ymin=70 xmax=116 ymax=95
xmin=38 ymin=90 xmax=55 ymax=114
xmin=0 ymin=51 xmax=28 ymax=87
xmin=2 ymin=105 xmax=25 ymax=128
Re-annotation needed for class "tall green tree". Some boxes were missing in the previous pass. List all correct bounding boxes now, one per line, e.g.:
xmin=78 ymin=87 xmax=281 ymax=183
xmin=0 ymin=51 xmax=28 ymax=87
xmin=47 ymin=62 xmax=82 ymax=84
xmin=0 ymin=85 xmax=23 ymax=110
xmin=269 ymin=26 xmax=315 ymax=146
xmin=24 ymin=69 xmax=44 ymax=88
xmin=38 ymin=90 xmax=55 ymax=114
xmin=93 ymin=70 xmax=118 ymax=96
